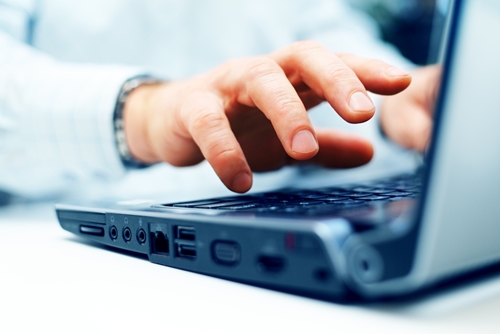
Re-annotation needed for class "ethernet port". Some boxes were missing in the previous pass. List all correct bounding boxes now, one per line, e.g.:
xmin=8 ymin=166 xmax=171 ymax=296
xmin=151 ymin=231 xmax=170 ymax=255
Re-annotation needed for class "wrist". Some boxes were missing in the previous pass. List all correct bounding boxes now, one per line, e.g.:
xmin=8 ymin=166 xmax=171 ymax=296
xmin=113 ymin=75 xmax=165 ymax=168
xmin=123 ymin=82 xmax=164 ymax=165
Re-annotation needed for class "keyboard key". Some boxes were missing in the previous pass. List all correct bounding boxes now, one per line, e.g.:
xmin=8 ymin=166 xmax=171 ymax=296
xmin=334 ymin=199 xmax=366 ymax=206
xmin=296 ymin=200 xmax=326 ymax=206
xmin=194 ymin=200 xmax=257 ymax=208
xmin=370 ymin=188 xmax=397 ymax=195
xmin=262 ymin=194 xmax=299 ymax=200
xmin=351 ymin=186 xmax=377 ymax=192
xmin=384 ymin=191 xmax=414 ymax=197
xmin=171 ymin=200 xmax=221 ymax=207
xmin=320 ymin=189 xmax=351 ymax=196
xmin=361 ymin=195 xmax=391 ymax=201
xmin=283 ymin=190 xmax=318 ymax=196
xmin=346 ymin=192 xmax=373 ymax=198
xmin=301 ymin=194 xmax=329 ymax=199
xmin=394 ymin=184 xmax=419 ymax=191
xmin=220 ymin=203 xmax=265 ymax=210
xmin=321 ymin=196 xmax=350 ymax=202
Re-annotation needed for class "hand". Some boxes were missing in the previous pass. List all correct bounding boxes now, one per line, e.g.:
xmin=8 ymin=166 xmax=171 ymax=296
xmin=380 ymin=65 xmax=442 ymax=152
xmin=124 ymin=41 xmax=412 ymax=193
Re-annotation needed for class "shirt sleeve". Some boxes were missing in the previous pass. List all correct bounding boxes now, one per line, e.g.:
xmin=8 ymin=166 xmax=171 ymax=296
xmin=0 ymin=4 xmax=147 ymax=199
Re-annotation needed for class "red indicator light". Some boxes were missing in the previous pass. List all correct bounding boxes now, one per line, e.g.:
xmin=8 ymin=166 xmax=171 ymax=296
xmin=285 ymin=232 xmax=296 ymax=250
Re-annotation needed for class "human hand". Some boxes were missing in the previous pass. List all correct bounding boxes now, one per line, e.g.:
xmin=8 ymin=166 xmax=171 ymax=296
xmin=380 ymin=65 xmax=442 ymax=152
xmin=124 ymin=41 xmax=412 ymax=193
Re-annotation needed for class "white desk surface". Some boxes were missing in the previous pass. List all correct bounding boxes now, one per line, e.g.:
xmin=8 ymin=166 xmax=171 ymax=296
xmin=1 ymin=201 xmax=500 ymax=334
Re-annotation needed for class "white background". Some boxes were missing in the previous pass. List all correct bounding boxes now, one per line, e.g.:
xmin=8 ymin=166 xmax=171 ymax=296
xmin=1 ymin=202 xmax=500 ymax=334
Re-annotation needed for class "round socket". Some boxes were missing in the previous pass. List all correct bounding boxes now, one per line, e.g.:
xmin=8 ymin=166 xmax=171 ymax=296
xmin=137 ymin=228 xmax=147 ymax=244
xmin=122 ymin=227 xmax=132 ymax=242
xmin=109 ymin=225 xmax=118 ymax=240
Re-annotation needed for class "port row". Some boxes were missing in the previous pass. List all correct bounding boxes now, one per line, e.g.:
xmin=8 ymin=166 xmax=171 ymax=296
xmin=108 ymin=225 xmax=147 ymax=245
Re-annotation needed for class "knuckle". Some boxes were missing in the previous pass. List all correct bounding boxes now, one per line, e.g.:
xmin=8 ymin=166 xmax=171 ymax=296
xmin=208 ymin=145 xmax=239 ymax=166
xmin=285 ymin=41 xmax=325 ymax=64
xmin=324 ymin=65 xmax=357 ymax=85
xmin=245 ymin=57 xmax=280 ymax=82
xmin=292 ymin=40 xmax=324 ymax=53
xmin=188 ymin=107 xmax=241 ymax=165
xmin=273 ymin=93 xmax=304 ymax=116
xmin=204 ymin=130 xmax=240 ymax=166
xmin=190 ymin=108 xmax=225 ymax=133
xmin=218 ymin=58 xmax=246 ymax=75
xmin=336 ymin=52 xmax=356 ymax=60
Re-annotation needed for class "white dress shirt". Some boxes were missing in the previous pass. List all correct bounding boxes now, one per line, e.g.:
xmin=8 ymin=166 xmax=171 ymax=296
xmin=0 ymin=0 xmax=414 ymax=199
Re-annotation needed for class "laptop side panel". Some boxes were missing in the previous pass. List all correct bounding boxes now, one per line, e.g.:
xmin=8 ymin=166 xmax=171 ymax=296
xmin=56 ymin=205 xmax=350 ymax=299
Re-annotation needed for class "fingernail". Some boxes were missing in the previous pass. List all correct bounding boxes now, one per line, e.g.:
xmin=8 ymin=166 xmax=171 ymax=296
xmin=232 ymin=172 xmax=252 ymax=193
xmin=292 ymin=130 xmax=318 ymax=154
xmin=386 ymin=66 xmax=410 ymax=78
xmin=349 ymin=92 xmax=374 ymax=112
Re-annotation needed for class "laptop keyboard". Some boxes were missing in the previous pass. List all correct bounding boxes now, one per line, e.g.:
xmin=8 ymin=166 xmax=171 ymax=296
xmin=160 ymin=173 xmax=422 ymax=215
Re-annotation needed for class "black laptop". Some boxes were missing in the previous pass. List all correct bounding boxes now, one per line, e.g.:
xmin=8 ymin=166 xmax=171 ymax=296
xmin=56 ymin=0 xmax=500 ymax=300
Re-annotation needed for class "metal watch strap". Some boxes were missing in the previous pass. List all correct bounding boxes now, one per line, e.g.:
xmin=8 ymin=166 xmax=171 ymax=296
xmin=113 ymin=75 xmax=163 ymax=169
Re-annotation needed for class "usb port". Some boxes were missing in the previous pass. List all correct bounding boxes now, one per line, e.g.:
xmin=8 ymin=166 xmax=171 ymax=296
xmin=175 ymin=226 xmax=196 ymax=241
xmin=176 ymin=243 xmax=197 ymax=259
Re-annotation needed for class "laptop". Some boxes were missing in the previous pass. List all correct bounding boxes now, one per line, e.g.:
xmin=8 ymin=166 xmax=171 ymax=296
xmin=55 ymin=0 xmax=500 ymax=300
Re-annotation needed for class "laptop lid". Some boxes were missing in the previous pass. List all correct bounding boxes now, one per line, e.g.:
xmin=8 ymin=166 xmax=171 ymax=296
xmin=350 ymin=0 xmax=500 ymax=297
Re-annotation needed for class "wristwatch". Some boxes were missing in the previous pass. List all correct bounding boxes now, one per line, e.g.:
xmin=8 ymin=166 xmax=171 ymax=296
xmin=113 ymin=75 xmax=163 ymax=169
